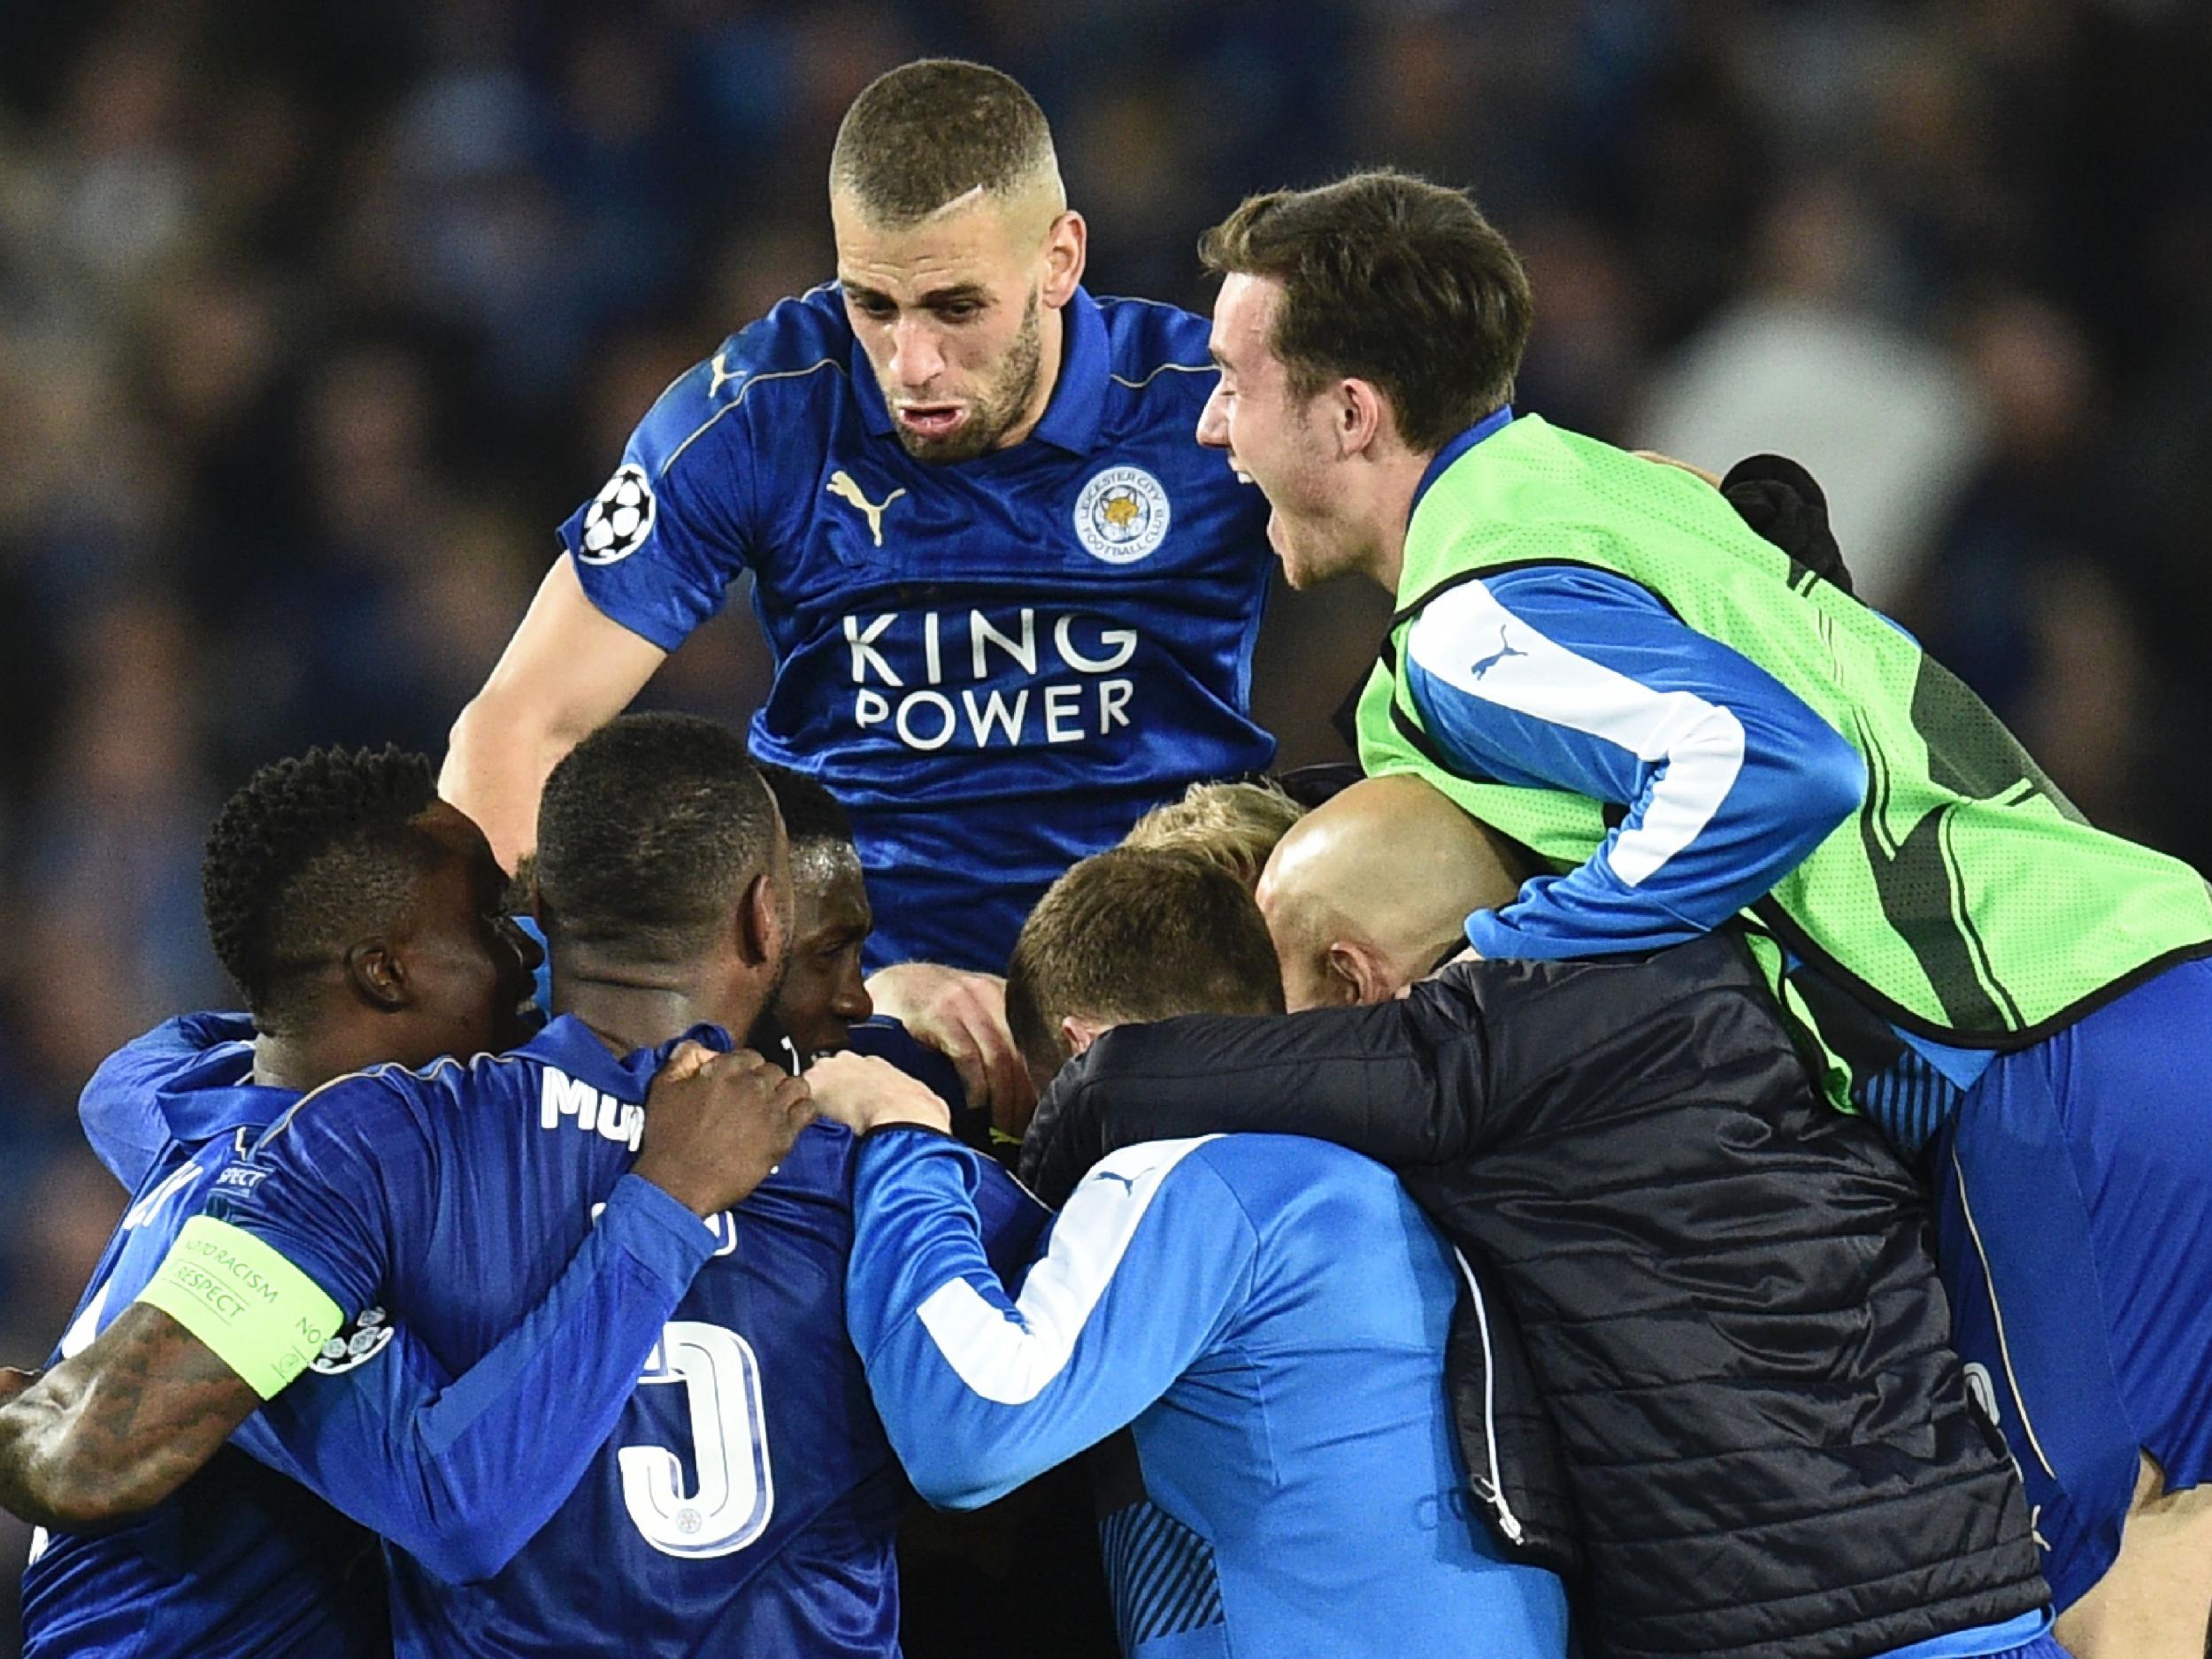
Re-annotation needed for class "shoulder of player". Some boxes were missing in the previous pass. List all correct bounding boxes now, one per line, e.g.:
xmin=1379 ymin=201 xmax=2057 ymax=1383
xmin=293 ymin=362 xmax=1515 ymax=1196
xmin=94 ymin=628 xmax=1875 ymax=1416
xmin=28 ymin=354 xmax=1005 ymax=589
xmin=1092 ymin=293 xmax=1218 ymax=403
xmin=251 ymin=1048 xmax=526 ymax=1156
xmin=631 ymin=283 xmax=854 ymax=476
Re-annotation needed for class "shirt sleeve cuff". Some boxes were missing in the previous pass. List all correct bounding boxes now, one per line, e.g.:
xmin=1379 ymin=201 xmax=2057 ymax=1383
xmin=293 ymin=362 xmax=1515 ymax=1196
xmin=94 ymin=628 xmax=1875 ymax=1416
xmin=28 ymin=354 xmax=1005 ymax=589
xmin=597 ymin=1172 xmax=718 ymax=1292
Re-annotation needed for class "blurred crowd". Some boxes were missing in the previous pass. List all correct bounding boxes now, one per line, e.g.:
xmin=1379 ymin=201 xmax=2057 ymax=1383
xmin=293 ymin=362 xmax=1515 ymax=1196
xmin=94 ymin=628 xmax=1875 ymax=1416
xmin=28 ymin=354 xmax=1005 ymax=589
xmin=2 ymin=0 xmax=2210 ymax=1639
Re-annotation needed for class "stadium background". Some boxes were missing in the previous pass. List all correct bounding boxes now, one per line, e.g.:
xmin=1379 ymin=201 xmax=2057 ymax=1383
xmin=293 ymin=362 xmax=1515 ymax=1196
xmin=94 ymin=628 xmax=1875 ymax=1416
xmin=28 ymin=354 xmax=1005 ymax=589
xmin=2 ymin=0 xmax=2208 ymax=1643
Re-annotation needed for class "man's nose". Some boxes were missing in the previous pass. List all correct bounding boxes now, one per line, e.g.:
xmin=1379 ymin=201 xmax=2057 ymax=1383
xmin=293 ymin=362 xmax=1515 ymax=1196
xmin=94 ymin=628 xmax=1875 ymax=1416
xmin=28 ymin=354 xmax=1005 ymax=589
xmin=1195 ymin=385 xmax=1230 ymax=449
xmin=889 ymin=319 xmax=945 ymax=389
xmin=833 ymin=966 xmax=873 ymax=1023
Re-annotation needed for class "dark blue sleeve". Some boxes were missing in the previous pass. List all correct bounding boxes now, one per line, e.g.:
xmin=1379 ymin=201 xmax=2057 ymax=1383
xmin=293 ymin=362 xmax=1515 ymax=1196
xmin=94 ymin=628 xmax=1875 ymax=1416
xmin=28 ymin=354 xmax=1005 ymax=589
xmin=231 ymin=1173 xmax=715 ymax=1584
xmin=841 ymin=1017 xmax=986 ymax=1148
xmin=560 ymin=349 xmax=758 ymax=652
xmin=207 ymin=1071 xmax=430 ymax=1322
xmin=1401 ymin=565 xmax=1865 ymax=958
xmin=79 ymin=1013 xmax=254 ymax=1191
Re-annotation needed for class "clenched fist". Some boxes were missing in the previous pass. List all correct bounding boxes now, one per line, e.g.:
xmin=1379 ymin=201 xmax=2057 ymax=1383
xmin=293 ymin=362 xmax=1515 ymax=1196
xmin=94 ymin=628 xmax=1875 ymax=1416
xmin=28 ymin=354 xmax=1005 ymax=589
xmin=633 ymin=1042 xmax=817 ymax=1217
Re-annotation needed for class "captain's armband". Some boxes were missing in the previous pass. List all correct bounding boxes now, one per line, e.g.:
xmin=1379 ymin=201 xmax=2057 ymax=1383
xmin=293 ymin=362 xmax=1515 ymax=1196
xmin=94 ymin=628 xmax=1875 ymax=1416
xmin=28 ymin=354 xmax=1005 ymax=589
xmin=134 ymin=1217 xmax=344 ymax=1400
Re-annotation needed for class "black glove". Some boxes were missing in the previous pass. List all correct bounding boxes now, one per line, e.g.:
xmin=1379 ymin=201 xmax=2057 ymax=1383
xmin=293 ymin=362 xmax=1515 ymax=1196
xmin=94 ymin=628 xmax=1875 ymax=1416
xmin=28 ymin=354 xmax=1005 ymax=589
xmin=1720 ymin=453 xmax=1854 ymax=595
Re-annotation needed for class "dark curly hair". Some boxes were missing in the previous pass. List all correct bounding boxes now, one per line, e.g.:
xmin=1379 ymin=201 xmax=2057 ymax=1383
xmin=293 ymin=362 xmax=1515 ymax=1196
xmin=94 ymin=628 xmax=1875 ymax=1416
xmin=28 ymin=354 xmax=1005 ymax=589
xmin=537 ymin=713 xmax=779 ymax=963
xmin=759 ymin=764 xmax=853 ymax=851
xmin=202 ymin=747 xmax=441 ymax=1023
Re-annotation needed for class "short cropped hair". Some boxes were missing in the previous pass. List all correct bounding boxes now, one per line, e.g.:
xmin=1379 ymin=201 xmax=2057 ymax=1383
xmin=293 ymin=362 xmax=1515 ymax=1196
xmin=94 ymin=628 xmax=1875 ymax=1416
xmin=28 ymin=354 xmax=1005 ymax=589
xmin=537 ymin=713 xmax=780 ymax=963
xmin=1198 ymin=169 xmax=1532 ymax=451
xmin=1007 ymin=849 xmax=1285 ymax=1082
xmin=202 ymin=746 xmax=441 ymax=1024
xmin=760 ymin=764 xmax=853 ymax=852
xmin=830 ymin=58 xmax=1058 ymax=225
xmin=1121 ymin=780 xmax=1306 ymax=892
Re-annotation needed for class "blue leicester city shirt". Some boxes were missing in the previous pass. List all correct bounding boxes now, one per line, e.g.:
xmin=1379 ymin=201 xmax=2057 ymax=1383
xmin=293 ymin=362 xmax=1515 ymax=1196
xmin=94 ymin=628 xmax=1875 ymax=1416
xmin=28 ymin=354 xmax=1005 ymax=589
xmin=210 ymin=1015 xmax=1042 ymax=1659
xmin=848 ymin=1130 xmax=1571 ymax=1659
xmin=561 ymin=285 xmax=1276 ymax=971
xmin=25 ymin=1017 xmax=388 ymax=1659
xmin=29 ymin=1017 xmax=724 ymax=1657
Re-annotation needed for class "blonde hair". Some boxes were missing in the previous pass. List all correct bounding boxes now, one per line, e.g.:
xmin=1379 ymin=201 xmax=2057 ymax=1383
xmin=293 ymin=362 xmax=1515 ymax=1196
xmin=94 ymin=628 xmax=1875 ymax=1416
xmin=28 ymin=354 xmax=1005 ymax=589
xmin=1122 ymin=780 xmax=1307 ymax=893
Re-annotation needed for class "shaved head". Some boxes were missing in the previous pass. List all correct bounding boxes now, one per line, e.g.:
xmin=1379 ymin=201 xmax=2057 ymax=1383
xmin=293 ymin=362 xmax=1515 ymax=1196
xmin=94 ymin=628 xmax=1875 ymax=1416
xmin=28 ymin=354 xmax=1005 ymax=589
xmin=1256 ymin=775 xmax=1527 ymax=1010
xmin=829 ymin=59 xmax=1064 ymax=232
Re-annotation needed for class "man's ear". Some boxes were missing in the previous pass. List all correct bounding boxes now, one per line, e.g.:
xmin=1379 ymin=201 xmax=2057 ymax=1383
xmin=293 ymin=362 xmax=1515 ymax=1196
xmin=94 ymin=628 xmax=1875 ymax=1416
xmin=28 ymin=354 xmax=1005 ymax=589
xmin=1061 ymin=1013 xmax=1113 ymax=1056
xmin=1042 ymin=210 xmax=1087 ymax=307
xmin=1335 ymin=378 xmax=1387 ymax=460
xmin=1324 ymin=938 xmax=1402 ymax=1007
xmin=737 ymin=872 xmax=784 ymax=970
xmin=344 ymin=940 xmax=410 ymax=1012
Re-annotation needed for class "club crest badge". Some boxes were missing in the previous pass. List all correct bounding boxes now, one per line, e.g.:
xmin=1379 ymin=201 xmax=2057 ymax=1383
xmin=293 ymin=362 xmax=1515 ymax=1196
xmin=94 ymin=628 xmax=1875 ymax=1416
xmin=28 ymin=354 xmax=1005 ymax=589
xmin=1073 ymin=466 xmax=1171 ymax=565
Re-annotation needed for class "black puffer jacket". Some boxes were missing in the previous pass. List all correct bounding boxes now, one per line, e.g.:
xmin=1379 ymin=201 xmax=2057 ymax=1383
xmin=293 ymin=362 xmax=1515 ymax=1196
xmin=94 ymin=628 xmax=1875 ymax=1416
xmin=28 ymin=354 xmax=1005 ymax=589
xmin=1022 ymin=932 xmax=2045 ymax=1659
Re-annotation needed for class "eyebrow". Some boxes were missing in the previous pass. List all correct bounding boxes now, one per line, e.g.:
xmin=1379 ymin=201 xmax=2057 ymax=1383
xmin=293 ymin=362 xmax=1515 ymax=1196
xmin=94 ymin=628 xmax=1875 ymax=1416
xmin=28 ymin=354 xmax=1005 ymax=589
xmin=841 ymin=280 xmax=991 ymax=310
xmin=1208 ymin=345 xmax=1232 ymax=370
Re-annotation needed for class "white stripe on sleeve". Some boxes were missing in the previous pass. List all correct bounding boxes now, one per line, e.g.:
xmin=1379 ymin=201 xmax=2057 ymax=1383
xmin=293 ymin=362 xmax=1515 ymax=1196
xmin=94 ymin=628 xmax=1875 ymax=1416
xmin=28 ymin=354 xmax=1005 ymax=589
xmin=1406 ymin=580 xmax=1746 ymax=888
xmin=913 ymin=1136 xmax=1217 ymax=1406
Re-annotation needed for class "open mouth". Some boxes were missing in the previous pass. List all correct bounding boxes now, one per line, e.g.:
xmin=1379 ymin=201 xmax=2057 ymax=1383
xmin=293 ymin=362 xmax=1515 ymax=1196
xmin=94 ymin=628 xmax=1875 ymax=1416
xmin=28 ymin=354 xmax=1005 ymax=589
xmin=896 ymin=404 xmax=965 ymax=441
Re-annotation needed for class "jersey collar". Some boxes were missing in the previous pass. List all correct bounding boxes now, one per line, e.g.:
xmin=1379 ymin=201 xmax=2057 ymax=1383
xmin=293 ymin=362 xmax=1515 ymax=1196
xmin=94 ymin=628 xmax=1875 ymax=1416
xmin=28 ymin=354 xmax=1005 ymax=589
xmin=1028 ymin=287 xmax=1109 ymax=455
xmin=527 ymin=1013 xmax=737 ymax=1098
xmin=1409 ymin=403 xmax=1515 ymax=522
xmin=154 ymin=1040 xmax=290 ymax=1145
xmin=853 ymin=286 xmax=1109 ymax=457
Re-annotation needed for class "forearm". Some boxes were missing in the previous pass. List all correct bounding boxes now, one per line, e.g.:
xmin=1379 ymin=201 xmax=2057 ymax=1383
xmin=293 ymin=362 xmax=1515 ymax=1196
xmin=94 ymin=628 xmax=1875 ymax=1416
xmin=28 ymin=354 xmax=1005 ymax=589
xmin=1022 ymin=1003 xmax=1455 ymax=1207
xmin=439 ymin=557 xmax=667 ymax=872
xmin=0 ymin=1305 xmax=258 ymax=1530
xmin=1402 ymin=570 xmax=1865 ymax=956
xmin=403 ymin=1176 xmax=711 ymax=1578
xmin=850 ymin=1130 xmax=1246 ymax=1509
xmin=441 ymin=689 xmax=592 ymax=875
xmin=244 ymin=1174 xmax=715 ymax=1583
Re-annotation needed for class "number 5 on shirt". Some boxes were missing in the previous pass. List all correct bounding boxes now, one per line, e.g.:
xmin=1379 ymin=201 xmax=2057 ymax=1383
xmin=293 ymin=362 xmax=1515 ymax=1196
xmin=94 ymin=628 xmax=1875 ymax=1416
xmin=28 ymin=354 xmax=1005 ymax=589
xmin=618 ymin=1320 xmax=774 ymax=1558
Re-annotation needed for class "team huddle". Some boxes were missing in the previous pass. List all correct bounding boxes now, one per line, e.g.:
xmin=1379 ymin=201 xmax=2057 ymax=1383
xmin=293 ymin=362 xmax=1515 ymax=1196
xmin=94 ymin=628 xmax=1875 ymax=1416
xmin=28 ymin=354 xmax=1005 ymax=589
xmin=4 ymin=55 xmax=2209 ymax=1659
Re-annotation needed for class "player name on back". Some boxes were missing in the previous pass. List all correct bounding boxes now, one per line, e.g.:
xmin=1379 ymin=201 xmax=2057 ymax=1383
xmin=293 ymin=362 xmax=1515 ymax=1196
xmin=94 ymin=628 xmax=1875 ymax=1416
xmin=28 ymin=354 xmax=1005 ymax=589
xmin=540 ymin=1068 xmax=644 ymax=1151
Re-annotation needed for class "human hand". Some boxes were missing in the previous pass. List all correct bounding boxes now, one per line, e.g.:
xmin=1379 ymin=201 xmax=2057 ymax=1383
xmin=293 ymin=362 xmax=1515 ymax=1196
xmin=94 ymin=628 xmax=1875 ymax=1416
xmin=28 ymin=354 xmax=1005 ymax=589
xmin=863 ymin=964 xmax=1037 ymax=1135
xmin=634 ymin=1041 xmax=816 ymax=1217
xmin=803 ymin=1051 xmax=953 ymax=1137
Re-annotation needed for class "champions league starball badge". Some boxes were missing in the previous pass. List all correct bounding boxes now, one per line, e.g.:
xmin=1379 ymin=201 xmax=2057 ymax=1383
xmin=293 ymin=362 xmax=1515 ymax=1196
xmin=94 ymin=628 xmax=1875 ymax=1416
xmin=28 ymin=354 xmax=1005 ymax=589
xmin=1073 ymin=465 xmax=1171 ymax=565
xmin=579 ymin=464 xmax=657 ymax=565
xmin=310 ymin=1304 xmax=396 ymax=1375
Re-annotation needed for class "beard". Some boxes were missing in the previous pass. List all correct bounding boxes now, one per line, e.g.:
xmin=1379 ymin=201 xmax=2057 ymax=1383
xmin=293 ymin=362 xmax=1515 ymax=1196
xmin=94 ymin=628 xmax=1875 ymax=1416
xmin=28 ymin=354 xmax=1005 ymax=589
xmin=892 ymin=288 xmax=1045 ymax=464
xmin=744 ymin=952 xmax=801 ymax=1070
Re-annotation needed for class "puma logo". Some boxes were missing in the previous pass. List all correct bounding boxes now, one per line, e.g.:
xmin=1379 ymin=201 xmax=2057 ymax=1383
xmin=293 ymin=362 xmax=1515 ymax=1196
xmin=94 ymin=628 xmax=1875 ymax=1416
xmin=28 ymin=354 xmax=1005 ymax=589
xmin=1090 ymin=1167 xmax=1143 ymax=1195
xmin=826 ymin=471 xmax=907 ymax=547
xmin=1468 ymin=626 xmax=1528 ymax=680
xmin=708 ymin=351 xmax=739 ymax=398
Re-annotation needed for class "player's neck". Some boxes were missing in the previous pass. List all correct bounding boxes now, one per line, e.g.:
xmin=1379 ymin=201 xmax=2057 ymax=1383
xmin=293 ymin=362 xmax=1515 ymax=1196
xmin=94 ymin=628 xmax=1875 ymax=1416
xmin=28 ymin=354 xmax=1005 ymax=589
xmin=554 ymin=971 xmax=755 ymax=1061
xmin=993 ymin=303 xmax=1064 ymax=453
xmin=251 ymin=1028 xmax=376 ymax=1095
xmin=1367 ymin=448 xmax=1433 ymax=593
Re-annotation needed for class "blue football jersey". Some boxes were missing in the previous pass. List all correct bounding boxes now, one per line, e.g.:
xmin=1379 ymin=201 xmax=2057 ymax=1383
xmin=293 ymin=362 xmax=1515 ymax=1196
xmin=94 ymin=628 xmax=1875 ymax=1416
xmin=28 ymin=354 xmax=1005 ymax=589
xmin=210 ymin=1014 xmax=1042 ymax=1658
xmin=24 ymin=1020 xmax=388 ymax=1659
xmin=560 ymin=285 xmax=1276 ymax=971
xmin=29 ymin=1017 xmax=722 ymax=1657
xmin=848 ymin=1129 xmax=1572 ymax=1659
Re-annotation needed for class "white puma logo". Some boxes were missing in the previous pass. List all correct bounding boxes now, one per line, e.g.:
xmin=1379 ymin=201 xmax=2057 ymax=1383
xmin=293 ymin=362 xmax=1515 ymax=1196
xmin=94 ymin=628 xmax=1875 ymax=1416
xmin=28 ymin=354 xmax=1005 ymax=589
xmin=707 ymin=351 xmax=739 ymax=398
xmin=826 ymin=471 xmax=907 ymax=548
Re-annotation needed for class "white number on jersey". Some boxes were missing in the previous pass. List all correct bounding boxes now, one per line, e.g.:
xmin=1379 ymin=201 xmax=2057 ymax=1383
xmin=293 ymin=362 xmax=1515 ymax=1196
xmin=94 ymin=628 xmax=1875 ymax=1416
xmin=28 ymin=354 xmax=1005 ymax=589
xmin=618 ymin=1320 xmax=774 ymax=1558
